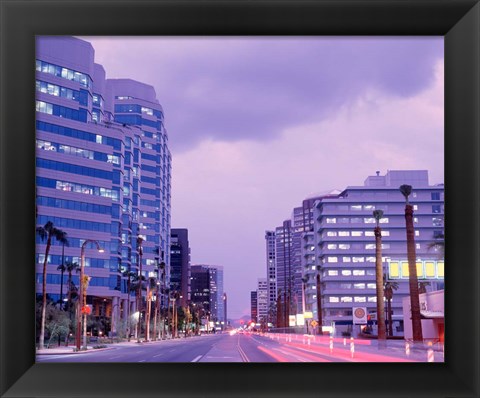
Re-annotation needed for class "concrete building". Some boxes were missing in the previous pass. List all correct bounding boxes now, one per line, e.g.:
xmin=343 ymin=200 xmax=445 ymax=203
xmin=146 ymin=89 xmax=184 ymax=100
xmin=190 ymin=264 xmax=224 ymax=324
xmin=257 ymin=278 xmax=268 ymax=324
xmin=310 ymin=170 xmax=444 ymax=335
xmin=264 ymin=231 xmax=276 ymax=324
xmin=170 ymin=228 xmax=190 ymax=308
xmin=35 ymin=36 xmax=172 ymax=336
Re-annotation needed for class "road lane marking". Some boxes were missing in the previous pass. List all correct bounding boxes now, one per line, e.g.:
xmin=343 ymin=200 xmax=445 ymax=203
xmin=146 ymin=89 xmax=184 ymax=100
xmin=153 ymin=353 xmax=164 ymax=358
xmin=138 ymin=359 xmax=146 ymax=362
xmin=108 ymin=355 xmax=122 ymax=360
xmin=191 ymin=355 xmax=202 ymax=362
xmin=237 ymin=344 xmax=250 ymax=362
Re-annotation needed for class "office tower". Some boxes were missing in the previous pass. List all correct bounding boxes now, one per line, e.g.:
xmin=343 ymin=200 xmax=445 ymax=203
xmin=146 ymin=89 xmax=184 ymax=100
xmin=250 ymin=291 xmax=258 ymax=323
xmin=275 ymin=220 xmax=293 ymax=327
xmin=264 ymin=230 xmax=276 ymax=324
xmin=170 ymin=228 xmax=190 ymax=308
xmin=208 ymin=265 xmax=224 ymax=323
xmin=310 ymin=170 xmax=444 ymax=334
xmin=35 ymin=36 xmax=171 ymax=336
xmin=190 ymin=265 xmax=210 ymax=312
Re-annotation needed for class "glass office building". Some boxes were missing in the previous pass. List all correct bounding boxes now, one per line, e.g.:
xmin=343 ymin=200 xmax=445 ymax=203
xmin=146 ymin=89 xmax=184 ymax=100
xmin=35 ymin=36 xmax=172 ymax=336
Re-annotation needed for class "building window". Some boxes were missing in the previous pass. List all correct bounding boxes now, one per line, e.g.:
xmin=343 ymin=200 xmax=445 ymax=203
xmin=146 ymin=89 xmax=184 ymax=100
xmin=326 ymin=218 xmax=336 ymax=224
xmin=432 ymin=205 xmax=442 ymax=213
xmin=431 ymin=192 xmax=440 ymax=200
xmin=327 ymin=257 xmax=338 ymax=263
xmin=351 ymin=231 xmax=363 ymax=237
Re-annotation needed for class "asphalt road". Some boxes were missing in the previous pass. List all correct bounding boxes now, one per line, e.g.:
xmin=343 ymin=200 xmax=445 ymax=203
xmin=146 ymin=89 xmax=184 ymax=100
xmin=37 ymin=332 xmax=438 ymax=363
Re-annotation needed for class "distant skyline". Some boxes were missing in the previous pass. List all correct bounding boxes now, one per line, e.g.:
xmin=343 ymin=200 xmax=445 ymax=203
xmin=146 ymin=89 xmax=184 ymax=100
xmin=80 ymin=36 xmax=444 ymax=319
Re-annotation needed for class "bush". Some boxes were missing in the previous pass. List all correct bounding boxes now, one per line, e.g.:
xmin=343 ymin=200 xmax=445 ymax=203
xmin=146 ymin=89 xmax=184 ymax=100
xmin=92 ymin=344 xmax=108 ymax=349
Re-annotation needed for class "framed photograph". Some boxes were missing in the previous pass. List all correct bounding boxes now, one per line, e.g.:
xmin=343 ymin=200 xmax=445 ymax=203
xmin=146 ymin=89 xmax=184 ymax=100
xmin=1 ymin=1 xmax=479 ymax=397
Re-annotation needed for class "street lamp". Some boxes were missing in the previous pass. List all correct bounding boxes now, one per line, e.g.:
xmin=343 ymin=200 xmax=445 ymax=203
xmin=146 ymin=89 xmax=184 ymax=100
xmin=222 ymin=292 xmax=227 ymax=331
xmin=136 ymin=237 xmax=144 ymax=343
xmin=76 ymin=239 xmax=104 ymax=350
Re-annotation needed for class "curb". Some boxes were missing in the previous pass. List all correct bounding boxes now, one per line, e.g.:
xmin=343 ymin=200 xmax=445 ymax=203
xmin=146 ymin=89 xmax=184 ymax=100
xmin=37 ymin=347 xmax=114 ymax=355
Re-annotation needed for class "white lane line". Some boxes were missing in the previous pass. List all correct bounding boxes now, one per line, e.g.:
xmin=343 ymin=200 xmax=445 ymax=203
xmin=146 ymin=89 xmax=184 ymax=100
xmin=153 ymin=353 xmax=164 ymax=358
xmin=108 ymin=355 xmax=122 ymax=360
xmin=191 ymin=355 xmax=202 ymax=362
xmin=138 ymin=359 xmax=146 ymax=362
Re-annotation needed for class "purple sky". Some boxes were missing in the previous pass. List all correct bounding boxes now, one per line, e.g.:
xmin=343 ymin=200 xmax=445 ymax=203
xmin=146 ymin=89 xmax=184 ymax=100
xmin=81 ymin=36 xmax=444 ymax=320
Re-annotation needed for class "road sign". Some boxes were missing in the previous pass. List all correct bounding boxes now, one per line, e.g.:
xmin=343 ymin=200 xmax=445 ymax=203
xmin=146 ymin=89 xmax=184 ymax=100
xmin=310 ymin=320 xmax=318 ymax=328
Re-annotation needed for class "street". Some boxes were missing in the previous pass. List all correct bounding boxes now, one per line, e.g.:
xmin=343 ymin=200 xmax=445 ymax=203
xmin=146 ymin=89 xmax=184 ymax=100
xmin=36 ymin=332 xmax=444 ymax=363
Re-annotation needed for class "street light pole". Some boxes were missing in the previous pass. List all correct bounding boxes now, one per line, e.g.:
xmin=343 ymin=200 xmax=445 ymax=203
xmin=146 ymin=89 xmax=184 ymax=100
xmin=136 ymin=237 xmax=144 ymax=343
xmin=76 ymin=239 xmax=104 ymax=351
xmin=223 ymin=292 xmax=227 ymax=331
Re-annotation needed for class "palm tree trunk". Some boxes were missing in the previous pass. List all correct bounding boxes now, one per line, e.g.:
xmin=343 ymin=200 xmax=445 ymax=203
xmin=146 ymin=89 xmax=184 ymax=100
xmin=374 ymin=226 xmax=386 ymax=347
xmin=405 ymin=204 xmax=423 ymax=344
xmin=387 ymin=298 xmax=393 ymax=337
xmin=39 ymin=237 xmax=51 ymax=349
xmin=316 ymin=272 xmax=323 ymax=334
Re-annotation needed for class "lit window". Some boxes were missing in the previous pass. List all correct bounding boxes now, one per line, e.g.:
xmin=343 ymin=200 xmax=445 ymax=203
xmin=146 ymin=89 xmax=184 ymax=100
xmin=327 ymin=244 xmax=337 ymax=250
xmin=352 ymin=270 xmax=365 ymax=276
xmin=352 ymin=231 xmax=363 ymax=237
xmin=328 ymin=257 xmax=338 ymax=263
xmin=341 ymin=270 xmax=351 ymax=276
xmin=353 ymin=257 xmax=364 ymax=263
xmin=328 ymin=270 xmax=338 ymax=276
xmin=339 ymin=231 xmax=350 ymax=237
xmin=343 ymin=257 xmax=351 ymax=262
xmin=341 ymin=296 xmax=352 ymax=303
xmin=354 ymin=297 xmax=366 ymax=302
xmin=353 ymin=283 xmax=365 ymax=289
xmin=329 ymin=297 xmax=339 ymax=303
xmin=326 ymin=218 xmax=336 ymax=224
xmin=364 ymin=217 xmax=376 ymax=223
xmin=339 ymin=244 xmax=350 ymax=250
xmin=367 ymin=283 xmax=376 ymax=289
xmin=350 ymin=205 xmax=362 ymax=211
xmin=327 ymin=231 xmax=337 ymax=237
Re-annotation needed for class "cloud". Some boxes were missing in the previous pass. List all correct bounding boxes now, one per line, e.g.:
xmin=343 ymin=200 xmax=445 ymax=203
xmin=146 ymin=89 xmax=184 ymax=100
xmin=81 ymin=36 xmax=444 ymax=318
xmin=84 ymin=36 xmax=443 ymax=153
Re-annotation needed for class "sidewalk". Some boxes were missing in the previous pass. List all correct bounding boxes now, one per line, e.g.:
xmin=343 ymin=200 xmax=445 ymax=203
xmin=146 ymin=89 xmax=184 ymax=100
xmin=36 ymin=335 xmax=196 ymax=355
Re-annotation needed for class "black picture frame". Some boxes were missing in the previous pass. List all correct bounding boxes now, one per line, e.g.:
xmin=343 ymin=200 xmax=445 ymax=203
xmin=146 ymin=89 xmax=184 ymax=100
xmin=1 ymin=1 xmax=479 ymax=397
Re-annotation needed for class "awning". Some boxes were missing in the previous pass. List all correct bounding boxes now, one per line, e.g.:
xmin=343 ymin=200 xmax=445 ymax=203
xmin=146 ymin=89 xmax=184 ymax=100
xmin=420 ymin=310 xmax=444 ymax=319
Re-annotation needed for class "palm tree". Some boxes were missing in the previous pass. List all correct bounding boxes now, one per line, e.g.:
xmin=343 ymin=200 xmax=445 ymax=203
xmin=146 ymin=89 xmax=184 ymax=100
xmin=56 ymin=239 xmax=69 ymax=309
xmin=427 ymin=232 xmax=445 ymax=260
xmin=383 ymin=277 xmax=399 ymax=337
xmin=64 ymin=261 xmax=79 ymax=312
xmin=36 ymin=221 xmax=68 ymax=349
xmin=400 ymin=184 xmax=423 ymax=344
xmin=121 ymin=267 xmax=136 ymax=340
xmin=373 ymin=209 xmax=386 ymax=347
xmin=315 ymin=266 xmax=324 ymax=334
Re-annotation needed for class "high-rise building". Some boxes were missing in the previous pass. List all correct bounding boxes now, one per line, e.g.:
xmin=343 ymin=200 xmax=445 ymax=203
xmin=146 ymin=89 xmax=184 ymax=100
xmin=35 ymin=36 xmax=171 ymax=336
xmin=275 ymin=220 xmax=293 ymax=327
xmin=264 ymin=231 xmax=276 ymax=324
xmin=208 ymin=265 xmax=224 ymax=322
xmin=307 ymin=170 xmax=444 ymax=334
xmin=190 ymin=265 xmax=210 ymax=312
xmin=257 ymin=278 xmax=268 ymax=324
xmin=170 ymin=228 xmax=190 ymax=308
xmin=250 ymin=291 xmax=258 ymax=323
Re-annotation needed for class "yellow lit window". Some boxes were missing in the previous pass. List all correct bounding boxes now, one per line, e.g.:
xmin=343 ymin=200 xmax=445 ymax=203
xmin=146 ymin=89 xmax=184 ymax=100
xmin=437 ymin=262 xmax=444 ymax=278
xmin=425 ymin=262 xmax=436 ymax=277
xmin=416 ymin=262 xmax=424 ymax=278
xmin=401 ymin=261 xmax=409 ymax=277
xmin=389 ymin=262 xmax=400 ymax=278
